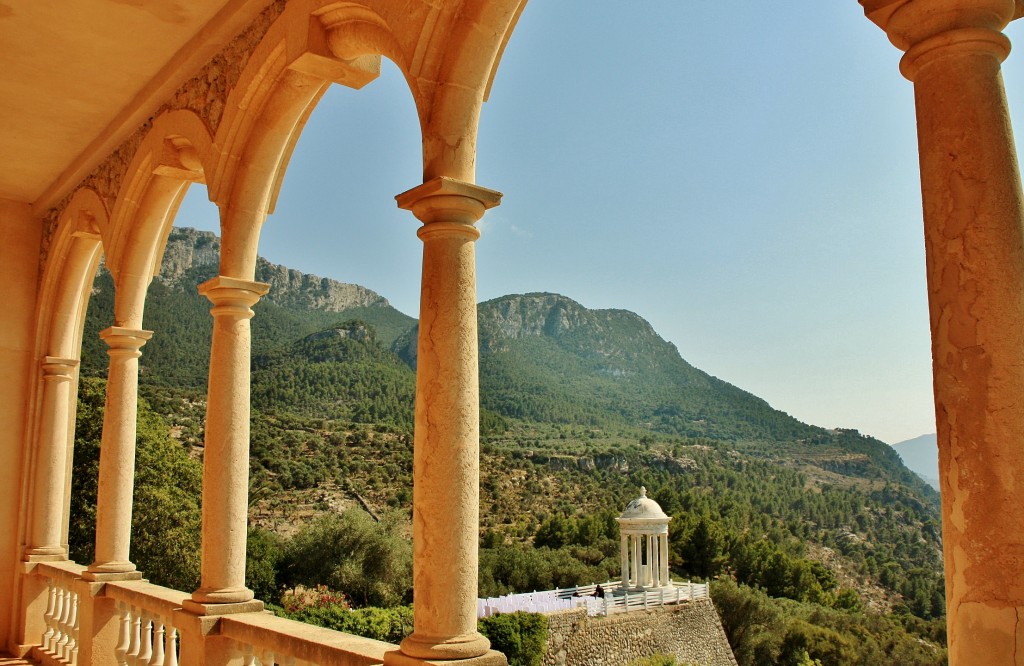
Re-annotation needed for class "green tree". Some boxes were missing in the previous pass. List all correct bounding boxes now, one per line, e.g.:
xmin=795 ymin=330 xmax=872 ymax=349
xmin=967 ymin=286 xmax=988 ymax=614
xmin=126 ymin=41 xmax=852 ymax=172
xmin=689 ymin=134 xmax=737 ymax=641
xmin=69 ymin=377 xmax=203 ymax=591
xmin=278 ymin=509 xmax=412 ymax=608
xmin=478 ymin=612 xmax=548 ymax=666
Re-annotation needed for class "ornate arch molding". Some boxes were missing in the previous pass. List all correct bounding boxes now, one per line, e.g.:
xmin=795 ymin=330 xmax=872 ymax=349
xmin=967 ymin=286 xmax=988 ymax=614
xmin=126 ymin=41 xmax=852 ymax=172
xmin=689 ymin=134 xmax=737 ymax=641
xmin=415 ymin=0 xmax=528 ymax=181
xmin=35 ymin=188 xmax=107 ymax=361
xmin=105 ymin=109 xmax=215 ymax=327
xmin=206 ymin=0 xmax=402 ymax=278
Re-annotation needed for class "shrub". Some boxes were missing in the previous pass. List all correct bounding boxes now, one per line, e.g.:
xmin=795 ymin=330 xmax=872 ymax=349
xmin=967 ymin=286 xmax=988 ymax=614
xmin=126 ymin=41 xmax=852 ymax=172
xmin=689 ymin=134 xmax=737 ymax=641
xmin=478 ymin=612 xmax=548 ymax=666
xmin=280 ymin=592 xmax=413 ymax=644
xmin=627 ymin=655 xmax=677 ymax=666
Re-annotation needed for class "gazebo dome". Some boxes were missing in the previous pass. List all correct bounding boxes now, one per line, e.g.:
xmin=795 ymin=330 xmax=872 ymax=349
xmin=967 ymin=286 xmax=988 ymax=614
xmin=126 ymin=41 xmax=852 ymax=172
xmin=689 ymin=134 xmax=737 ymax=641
xmin=616 ymin=487 xmax=672 ymax=590
xmin=618 ymin=486 xmax=669 ymax=521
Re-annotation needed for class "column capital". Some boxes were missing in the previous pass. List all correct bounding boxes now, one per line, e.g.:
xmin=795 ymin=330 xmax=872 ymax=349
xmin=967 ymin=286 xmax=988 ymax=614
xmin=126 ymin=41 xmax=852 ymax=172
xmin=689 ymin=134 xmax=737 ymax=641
xmin=396 ymin=177 xmax=502 ymax=234
xmin=861 ymin=0 xmax=1015 ymax=79
xmin=41 ymin=357 xmax=78 ymax=380
xmin=99 ymin=327 xmax=153 ymax=355
xmin=198 ymin=276 xmax=270 ymax=316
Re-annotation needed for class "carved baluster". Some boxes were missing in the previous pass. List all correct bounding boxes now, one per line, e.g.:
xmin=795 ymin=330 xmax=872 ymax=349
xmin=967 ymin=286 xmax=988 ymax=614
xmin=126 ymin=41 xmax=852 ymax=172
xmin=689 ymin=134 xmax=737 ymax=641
xmin=115 ymin=602 xmax=131 ymax=665
xmin=40 ymin=579 xmax=57 ymax=650
xmin=126 ymin=605 xmax=142 ymax=666
xmin=47 ymin=583 xmax=65 ymax=651
xmin=241 ymin=643 xmax=256 ymax=666
xmin=64 ymin=590 xmax=80 ymax=662
xmin=163 ymin=626 xmax=178 ymax=666
xmin=137 ymin=611 xmax=153 ymax=665
xmin=150 ymin=617 xmax=165 ymax=666
xmin=55 ymin=587 xmax=72 ymax=655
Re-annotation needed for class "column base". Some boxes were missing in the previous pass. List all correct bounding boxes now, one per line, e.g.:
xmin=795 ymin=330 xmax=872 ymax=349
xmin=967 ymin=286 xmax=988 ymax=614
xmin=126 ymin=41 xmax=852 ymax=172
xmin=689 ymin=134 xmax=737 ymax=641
xmin=181 ymin=598 xmax=265 ymax=616
xmin=190 ymin=585 xmax=255 ymax=605
xmin=384 ymin=649 xmax=508 ymax=666
xmin=80 ymin=569 xmax=144 ymax=582
xmin=86 ymin=559 xmax=137 ymax=573
xmin=398 ymin=631 xmax=491 ymax=660
xmin=24 ymin=547 xmax=66 ymax=560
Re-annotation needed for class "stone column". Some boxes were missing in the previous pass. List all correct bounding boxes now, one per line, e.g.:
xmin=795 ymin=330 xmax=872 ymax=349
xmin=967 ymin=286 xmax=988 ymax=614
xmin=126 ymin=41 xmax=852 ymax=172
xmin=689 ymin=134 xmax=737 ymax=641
xmin=654 ymin=535 xmax=662 ymax=587
xmin=189 ymin=276 xmax=268 ymax=606
xmin=389 ymin=177 xmax=501 ymax=664
xmin=862 ymin=2 xmax=1024 ymax=664
xmin=660 ymin=533 xmax=670 ymax=586
xmin=648 ymin=535 xmax=656 ymax=587
xmin=620 ymin=534 xmax=629 ymax=585
xmin=631 ymin=536 xmax=640 ymax=588
xmin=87 ymin=327 xmax=152 ymax=575
xmin=25 ymin=357 xmax=79 ymax=558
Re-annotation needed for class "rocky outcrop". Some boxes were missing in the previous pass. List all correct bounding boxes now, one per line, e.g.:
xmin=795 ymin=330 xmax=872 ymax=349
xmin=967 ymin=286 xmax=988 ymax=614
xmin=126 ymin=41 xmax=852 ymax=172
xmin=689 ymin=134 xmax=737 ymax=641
xmin=158 ymin=227 xmax=392 ymax=313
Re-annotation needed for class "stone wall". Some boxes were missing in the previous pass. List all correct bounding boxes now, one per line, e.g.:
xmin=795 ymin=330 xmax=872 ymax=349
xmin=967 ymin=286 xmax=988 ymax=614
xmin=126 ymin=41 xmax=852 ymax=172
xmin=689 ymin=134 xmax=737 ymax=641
xmin=544 ymin=598 xmax=738 ymax=666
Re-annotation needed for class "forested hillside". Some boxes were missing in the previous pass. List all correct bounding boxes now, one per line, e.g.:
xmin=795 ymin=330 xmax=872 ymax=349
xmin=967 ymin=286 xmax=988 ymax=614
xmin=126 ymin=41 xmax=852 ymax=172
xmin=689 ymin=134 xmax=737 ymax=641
xmin=73 ymin=228 xmax=948 ymax=665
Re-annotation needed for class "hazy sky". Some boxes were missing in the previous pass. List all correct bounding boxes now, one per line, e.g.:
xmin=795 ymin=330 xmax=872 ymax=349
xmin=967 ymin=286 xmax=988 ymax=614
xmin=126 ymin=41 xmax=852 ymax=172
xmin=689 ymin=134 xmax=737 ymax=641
xmin=176 ymin=2 xmax=1024 ymax=446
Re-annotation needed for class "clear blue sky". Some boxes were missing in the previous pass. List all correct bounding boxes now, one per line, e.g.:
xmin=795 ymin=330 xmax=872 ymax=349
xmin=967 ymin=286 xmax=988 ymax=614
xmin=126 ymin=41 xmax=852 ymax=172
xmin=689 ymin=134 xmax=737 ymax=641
xmin=176 ymin=2 xmax=1024 ymax=445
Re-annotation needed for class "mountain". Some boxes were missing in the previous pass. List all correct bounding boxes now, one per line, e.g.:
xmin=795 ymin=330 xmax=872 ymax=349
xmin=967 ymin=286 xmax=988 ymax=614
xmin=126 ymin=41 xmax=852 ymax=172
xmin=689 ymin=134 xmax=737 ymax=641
xmin=74 ymin=228 xmax=950 ymax=651
xmin=81 ymin=229 xmax=935 ymax=497
xmin=252 ymin=320 xmax=415 ymax=425
xmin=893 ymin=434 xmax=940 ymax=491
xmin=82 ymin=227 xmax=416 ymax=387
xmin=395 ymin=293 xmax=929 ymax=492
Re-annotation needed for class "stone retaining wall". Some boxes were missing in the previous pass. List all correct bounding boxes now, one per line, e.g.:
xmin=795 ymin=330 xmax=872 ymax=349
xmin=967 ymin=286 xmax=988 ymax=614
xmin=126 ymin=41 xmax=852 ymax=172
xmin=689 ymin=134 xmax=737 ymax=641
xmin=543 ymin=598 xmax=738 ymax=666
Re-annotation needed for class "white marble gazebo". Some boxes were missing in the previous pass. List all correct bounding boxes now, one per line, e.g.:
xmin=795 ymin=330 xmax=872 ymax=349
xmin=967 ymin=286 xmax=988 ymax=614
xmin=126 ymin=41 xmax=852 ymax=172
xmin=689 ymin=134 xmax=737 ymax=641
xmin=617 ymin=486 xmax=672 ymax=590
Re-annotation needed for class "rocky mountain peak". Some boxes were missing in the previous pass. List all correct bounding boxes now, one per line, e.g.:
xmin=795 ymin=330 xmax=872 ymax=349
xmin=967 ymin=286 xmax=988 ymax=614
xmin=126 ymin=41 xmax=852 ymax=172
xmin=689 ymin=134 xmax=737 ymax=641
xmin=159 ymin=228 xmax=220 ymax=280
xmin=157 ymin=227 xmax=393 ymax=314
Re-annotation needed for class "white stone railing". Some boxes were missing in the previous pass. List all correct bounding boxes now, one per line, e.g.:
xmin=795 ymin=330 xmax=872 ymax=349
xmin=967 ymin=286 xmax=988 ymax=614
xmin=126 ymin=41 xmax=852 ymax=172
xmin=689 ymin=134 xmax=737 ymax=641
xmin=24 ymin=562 xmax=396 ymax=666
xmin=609 ymin=582 xmax=708 ymax=615
xmin=478 ymin=580 xmax=709 ymax=618
xmin=32 ymin=560 xmax=86 ymax=666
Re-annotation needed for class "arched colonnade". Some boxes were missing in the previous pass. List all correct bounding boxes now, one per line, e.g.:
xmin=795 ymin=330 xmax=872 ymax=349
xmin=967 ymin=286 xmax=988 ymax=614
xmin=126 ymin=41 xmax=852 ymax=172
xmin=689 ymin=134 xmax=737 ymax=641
xmin=16 ymin=1 xmax=526 ymax=664
xmin=4 ymin=1 xmax=1024 ymax=665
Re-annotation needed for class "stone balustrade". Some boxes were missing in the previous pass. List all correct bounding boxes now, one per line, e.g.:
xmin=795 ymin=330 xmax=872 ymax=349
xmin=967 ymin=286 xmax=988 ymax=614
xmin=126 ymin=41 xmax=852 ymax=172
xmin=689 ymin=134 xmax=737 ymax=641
xmin=32 ymin=561 xmax=86 ymax=666
xmin=103 ymin=579 xmax=187 ymax=666
xmin=219 ymin=610 xmax=393 ymax=666
xmin=26 ymin=560 xmax=397 ymax=666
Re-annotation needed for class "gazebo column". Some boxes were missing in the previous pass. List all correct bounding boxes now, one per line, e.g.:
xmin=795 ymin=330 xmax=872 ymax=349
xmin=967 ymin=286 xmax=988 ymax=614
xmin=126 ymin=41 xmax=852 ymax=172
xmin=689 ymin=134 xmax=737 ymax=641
xmin=87 ymin=327 xmax=152 ymax=575
xmin=862 ymin=2 xmax=1024 ymax=664
xmin=631 ymin=536 xmax=640 ymax=588
xmin=655 ymin=532 xmax=663 ymax=586
xmin=25 ymin=357 xmax=78 ymax=559
xmin=189 ymin=277 xmax=268 ymax=606
xmin=648 ymin=535 xmax=657 ymax=587
xmin=388 ymin=177 xmax=502 ymax=665
xmin=620 ymin=534 xmax=629 ymax=585
xmin=660 ymin=533 xmax=670 ymax=586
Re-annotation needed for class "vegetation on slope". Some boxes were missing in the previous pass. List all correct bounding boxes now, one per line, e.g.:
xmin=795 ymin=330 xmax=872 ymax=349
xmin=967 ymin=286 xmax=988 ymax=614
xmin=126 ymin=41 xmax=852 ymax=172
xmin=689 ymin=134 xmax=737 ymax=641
xmin=70 ymin=230 xmax=949 ymax=664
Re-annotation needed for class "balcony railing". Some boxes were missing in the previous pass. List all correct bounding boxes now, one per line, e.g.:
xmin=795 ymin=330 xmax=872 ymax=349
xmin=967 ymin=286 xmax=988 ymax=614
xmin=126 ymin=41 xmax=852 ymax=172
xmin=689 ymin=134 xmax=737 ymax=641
xmin=24 ymin=561 xmax=396 ymax=666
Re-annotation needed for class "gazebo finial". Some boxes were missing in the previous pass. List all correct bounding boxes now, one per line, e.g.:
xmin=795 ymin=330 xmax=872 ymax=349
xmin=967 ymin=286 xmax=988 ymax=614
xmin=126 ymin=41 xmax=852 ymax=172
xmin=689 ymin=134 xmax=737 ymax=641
xmin=640 ymin=486 xmax=647 ymax=497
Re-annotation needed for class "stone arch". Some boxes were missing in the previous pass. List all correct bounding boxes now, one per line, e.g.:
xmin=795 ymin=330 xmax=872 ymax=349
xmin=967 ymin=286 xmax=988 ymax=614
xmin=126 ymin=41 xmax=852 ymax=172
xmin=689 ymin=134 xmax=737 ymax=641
xmin=106 ymin=109 xmax=213 ymax=328
xmin=24 ymin=188 xmax=107 ymax=556
xmin=205 ymin=0 xmax=402 ymax=279
xmin=200 ymin=0 xmax=526 ymax=277
xmin=36 ymin=188 xmax=108 ymax=361
xmin=414 ymin=0 xmax=528 ymax=181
